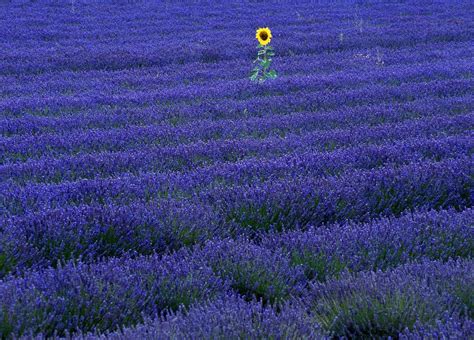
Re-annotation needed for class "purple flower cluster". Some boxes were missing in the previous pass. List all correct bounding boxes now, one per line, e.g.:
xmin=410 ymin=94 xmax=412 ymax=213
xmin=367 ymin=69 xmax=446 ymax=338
xmin=88 ymin=294 xmax=321 ymax=339
xmin=1 ymin=0 xmax=473 ymax=338
xmin=262 ymin=208 xmax=474 ymax=281
xmin=307 ymin=258 xmax=473 ymax=338
xmin=0 ymin=250 xmax=227 ymax=336
xmin=77 ymin=259 xmax=471 ymax=339
xmin=0 ymin=210 xmax=471 ymax=337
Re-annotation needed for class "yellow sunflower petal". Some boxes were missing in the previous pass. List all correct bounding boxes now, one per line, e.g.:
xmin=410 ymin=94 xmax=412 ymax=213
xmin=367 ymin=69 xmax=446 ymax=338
xmin=256 ymin=27 xmax=272 ymax=46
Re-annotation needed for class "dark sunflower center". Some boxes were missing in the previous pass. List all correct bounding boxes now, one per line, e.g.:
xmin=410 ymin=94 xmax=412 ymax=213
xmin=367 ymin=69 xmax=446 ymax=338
xmin=259 ymin=32 xmax=268 ymax=41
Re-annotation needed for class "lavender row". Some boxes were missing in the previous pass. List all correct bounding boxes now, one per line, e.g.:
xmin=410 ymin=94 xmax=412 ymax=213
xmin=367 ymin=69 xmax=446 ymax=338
xmin=94 ymin=259 xmax=473 ymax=340
xmin=2 ymin=0 xmax=464 ymax=27
xmin=3 ymin=252 xmax=470 ymax=338
xmin=2 ymin=40 xmax=470 ymax=103
xmin=2 ymin=16 xmax=470 ymax=75
xmin=0 ymin=200 xmax=221 ymax=278
xmin=1 ymin=64 xmax=471 ymax=119
xmin=5 ymin=204 xmax=471 ymax=289
xmin=400 ymin=318 xmax=474 ymax=339
xmin=1 ymin=156 xmax=470 ymax=275
xmin=1 ymin=0 xmax=468 ymax=72
xmin=0 ymin=250 xmax=228 ymax=338
xmin=1 ymin=174 xmax=471 ymax=286
xmin=7 ymin=203 xmax=467 ymax=284
xmin=25 ymin=58 xmax=474 ymax=112
xmin=1 ymin=116 xmax=470 ymax=216
xmin=1 ymin=88 xmax=470 ymax=140
xmin=93 ymin=294 xmax=319 ymax=340
xmin=1 ymin=84 xmax=471 ymax=164
xmin=2 ymin=46 xmax=471 ymax=106
xmin=3 ymin=0 xmax=456 ymax=38
xmin=99 ymin=308 xmax=474 ymax=340
xmin=1 ymin=126 xmax=470 ymax=189
xmin=115 ymin=59 xmax=474 ymax=106
xmin=212 ymin=156 xmax=471 ymax=232
xmin=155 ymin=77 xmax=472 ymax=124
xmin=261 ymin=208 xmax=474 ymax=281
xmin=1 ymin=3 xmax=361 ymax=50
xmin=306 ymin=258 xmax=473 ymax=338
xmin=1 ymin=3 xmax=469 ymax=61
xmin=2 ymin=93 xmax=471 ymax=164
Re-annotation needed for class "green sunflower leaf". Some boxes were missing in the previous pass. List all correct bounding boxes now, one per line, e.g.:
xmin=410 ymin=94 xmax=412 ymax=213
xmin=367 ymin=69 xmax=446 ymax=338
xmin=267 ymin=70 xmax=278 ymax=79
xmin=260 ymin=60 xmax=271 ymax=68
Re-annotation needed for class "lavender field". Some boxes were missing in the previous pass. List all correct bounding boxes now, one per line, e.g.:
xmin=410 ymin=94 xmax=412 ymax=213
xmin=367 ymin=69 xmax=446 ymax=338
xmin=0 ymin=1 xmax=473 ymax=338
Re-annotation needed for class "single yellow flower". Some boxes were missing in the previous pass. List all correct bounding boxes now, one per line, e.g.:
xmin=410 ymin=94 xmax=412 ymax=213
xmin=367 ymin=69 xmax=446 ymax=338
xmin=256 ymin=27 xmax=272 ymax=46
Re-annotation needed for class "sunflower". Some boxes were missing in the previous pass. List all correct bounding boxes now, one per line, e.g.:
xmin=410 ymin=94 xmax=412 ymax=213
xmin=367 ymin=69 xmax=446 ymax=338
xmin=256 ymin=27 xmax=272 ymax=46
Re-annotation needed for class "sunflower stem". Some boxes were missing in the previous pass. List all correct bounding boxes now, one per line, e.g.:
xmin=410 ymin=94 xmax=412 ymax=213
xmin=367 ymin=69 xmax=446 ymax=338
xmin=263 ymin=46 xmax=268 ymax=73
xmin=250 ymin=40 xmax=277 ymax=83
